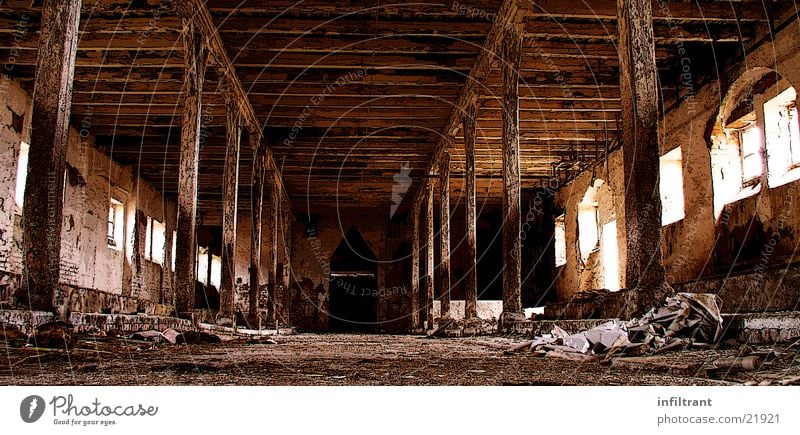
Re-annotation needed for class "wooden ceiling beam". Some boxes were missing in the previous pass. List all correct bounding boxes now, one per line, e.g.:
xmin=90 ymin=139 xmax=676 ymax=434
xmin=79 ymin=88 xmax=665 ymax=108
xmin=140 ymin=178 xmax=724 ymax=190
xmin=420 ymin=0 xmax=526 ymax=196
xmin=205 ymin=0 xmax=502 ymax=17
xmin=525 ymin=0 xmax=766 ymax=22
xmin=177 ymin=0 xmax=299 ymax=210
xmin=202 ymin=0 xmax=764 ymax=22
xmin=0 ymin=48 xmax=184 ymax=67
xmin=523 ymin=19 xmax=753 ymax=43
xmin=70 ymin=81 xmax=463 ymax=96
xmin=0 ymin=0 xmax=170 ymax=15
xmin=214 ymin=17 xmax=492 ymax=37
xmin=220 ymin=33 xmax=485 ymax=54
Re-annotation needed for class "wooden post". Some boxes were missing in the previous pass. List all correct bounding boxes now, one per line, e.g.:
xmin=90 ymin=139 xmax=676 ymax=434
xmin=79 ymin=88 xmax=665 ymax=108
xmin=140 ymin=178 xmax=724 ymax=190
xmin=410 ymin=200 xmax=420 ymax=330
xmin=219 ymin=98 xmax=241 ymax=321
xmin=617 ymin=0 xmax=667 ymax=314
xmin=162 ymin=212 xmax=175 ymax=305
xmin=282 ymin=208 xmax=292 ymax=325
xmin=463 ymin=102 xmax=478 ymax=319
xmin=438 ymin=152 xmax=451 ymax=319
xmin=20 ymin=0 xmax=81 ymax=311
xmin=268 ymin=177 xmax=280 ymax=327
xmin=501 ymin=21 xmax=523 ymax=316
xmin=424 ymin=181 xmax=435 ymax=330
xmin=174 ymin=9 xmax=207 ymax=317
xmin=249 ymin=132 xmax=266 ymax=328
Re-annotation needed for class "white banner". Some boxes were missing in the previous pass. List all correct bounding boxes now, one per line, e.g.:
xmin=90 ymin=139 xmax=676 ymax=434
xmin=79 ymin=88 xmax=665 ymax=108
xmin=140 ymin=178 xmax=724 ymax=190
xmin=1 ymin=386 xmax=798 ymax=434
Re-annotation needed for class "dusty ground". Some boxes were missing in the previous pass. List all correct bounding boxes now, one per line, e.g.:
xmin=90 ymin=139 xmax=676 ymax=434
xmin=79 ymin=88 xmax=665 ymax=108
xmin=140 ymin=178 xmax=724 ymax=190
xmin=2 ymin=333 xmax=799 ymax=386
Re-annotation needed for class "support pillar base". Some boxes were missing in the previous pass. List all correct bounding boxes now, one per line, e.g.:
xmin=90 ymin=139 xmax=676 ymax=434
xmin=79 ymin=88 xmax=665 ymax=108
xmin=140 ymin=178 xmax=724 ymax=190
xmin=498 ymin=311 xmax=526 ymax=334
xmin=623 ymin=282 xmax=675 ymax=319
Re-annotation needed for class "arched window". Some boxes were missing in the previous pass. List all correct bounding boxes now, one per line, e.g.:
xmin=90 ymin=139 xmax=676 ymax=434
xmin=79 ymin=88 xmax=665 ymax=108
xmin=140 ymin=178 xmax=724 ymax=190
xmin=709 ymin=69 xmax=795 ymax=218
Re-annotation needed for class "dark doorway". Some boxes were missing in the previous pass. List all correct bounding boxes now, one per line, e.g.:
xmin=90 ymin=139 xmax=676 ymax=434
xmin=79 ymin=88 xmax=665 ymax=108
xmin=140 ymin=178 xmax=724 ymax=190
xmin=329 ymin=227 xmax=378 ymax=332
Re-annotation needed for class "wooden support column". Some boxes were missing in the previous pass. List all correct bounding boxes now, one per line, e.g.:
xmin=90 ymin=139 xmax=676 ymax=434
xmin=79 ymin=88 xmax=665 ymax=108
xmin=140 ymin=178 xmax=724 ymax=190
xmin=463 ymin=102 xmax=478 ymax=319
xmin=174 ymin=11 xmax=207 ymax=316
xmin=616 ymin=0 xmax=667 ymax=314
xmin=219 ymin=99 xmax=241 ymax=321
xmin=438 ymin=152 xmax=451 ymax=319
xmin=424 ymin=181 xmax=435 ymax=330
xmin=268 ymin=178 xmax=280 ymax=327
xmin=500 ymin=20 xmax=523 ymax=316
xmin=281 ymin=208 xmax=292 ymax=325
xmin=162 ymin=211 xmax=175 ymax=304
xmin=410 ymin=200 xmax=420 ymax=330
xmin=20 ymin=0 xmax=81 ymax=311
xmin=248 ymin=132 xmax=267 ymax=327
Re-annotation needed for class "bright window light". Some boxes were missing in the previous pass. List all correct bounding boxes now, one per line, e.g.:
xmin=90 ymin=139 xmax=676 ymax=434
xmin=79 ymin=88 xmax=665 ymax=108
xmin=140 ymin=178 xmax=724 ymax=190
xmin=577 ymin=182 xmax=601 ymax=261
xmin=197 ymin=247 xmax=209 ymax=285
xmin=14 ymin=142 xmax=29 ymax=208
xmin=660 ymin=147 xmax=685 ymax=225
xmin=740 ymin=123 xmax=763 ymax=183
xmin=764 ymin=86 xmax=800 ymax=187
xmin=601 ymin=220 xmax=619 ymax=291
xmin=151 ymin=219 xmax=166 ymax=265
xmin=107 ymin=198 xmax=124 ymax=250
xmin=145 ymin=216 xmax=153 ymax=261
xmin=197 ymin=248 xmax=222 ymax=289
xmin=790 ymin=106 xmax=800 ymax=165
xmin=210 ymin=254 xmax=222 ymax=289
xmin=554 ymin=213 xmax=567 ymax=267
xmin=171 ymin=231 xmax=177 ymax=272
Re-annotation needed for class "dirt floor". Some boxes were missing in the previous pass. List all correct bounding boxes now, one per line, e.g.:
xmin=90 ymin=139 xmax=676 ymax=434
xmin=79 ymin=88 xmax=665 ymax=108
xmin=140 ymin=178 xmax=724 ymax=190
xmin=2 ymin=333 xmax=799 ymax=386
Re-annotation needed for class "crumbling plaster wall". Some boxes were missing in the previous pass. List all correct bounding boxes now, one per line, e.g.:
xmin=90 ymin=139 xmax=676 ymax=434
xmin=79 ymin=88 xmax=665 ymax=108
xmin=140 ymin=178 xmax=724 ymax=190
xmin=554 ymin=151 xmax=626 ymax=302
xmin=0 ymin=76 xmax=28 ymax=279
xmin=554 ymin=20 xmax=800 ymax=313
xmin=230 ymin=212 xmax=285 ymax=320
xmin=0 ymin=76 xmax=176 ymax=314
xmin=289 ymin=208 xmax=393 ymax=330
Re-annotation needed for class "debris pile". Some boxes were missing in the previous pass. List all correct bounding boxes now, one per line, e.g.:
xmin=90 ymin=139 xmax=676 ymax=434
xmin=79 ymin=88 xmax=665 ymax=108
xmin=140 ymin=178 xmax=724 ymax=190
xmin=427 ymin=317 xmax=497 ymax=337
xmin=509 ymin=293 xmax=724 ymax=360
xmin=126 ymin=328 xmax=223 ymax=345
xmin=30 ymin=321 xmax=75 ymax=350
xmin=1 ymin=322 xmax=228 ymax=350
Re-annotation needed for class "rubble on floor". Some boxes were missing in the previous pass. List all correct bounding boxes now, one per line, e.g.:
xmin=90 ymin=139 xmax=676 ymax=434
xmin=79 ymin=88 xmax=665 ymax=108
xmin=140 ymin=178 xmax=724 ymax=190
xmin=427 ymin=317 xmax=497 ymax=337
xmin=0 ymin=319 xmax=279 ymax=354
xmin=509 ymin=293 xmax=725 ymax=359
xmin=1 ymin=332 xmax=798 ymax=386
xmin=505 ymin=292 xmax=800 ymax=384
xmin=131 ymin=329 xmax=222 ymax=345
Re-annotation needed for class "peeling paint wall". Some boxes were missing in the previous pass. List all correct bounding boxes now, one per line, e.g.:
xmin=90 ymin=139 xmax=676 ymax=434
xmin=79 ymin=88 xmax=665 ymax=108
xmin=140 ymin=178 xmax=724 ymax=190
xmin=0 ymin=76 xmax=176 ymax=314
xmin=0 ymin=76 xmax=29 ymax=278
xmin=554 ymin=150 xmax=626 ymax=301
xmin=230 ymin=213 xmax=278 ymax=321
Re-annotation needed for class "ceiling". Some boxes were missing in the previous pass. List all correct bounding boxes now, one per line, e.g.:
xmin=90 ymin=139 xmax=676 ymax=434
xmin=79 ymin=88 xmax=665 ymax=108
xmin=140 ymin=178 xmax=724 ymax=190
xmin=0 ymin=0 xmax=786 ymax=222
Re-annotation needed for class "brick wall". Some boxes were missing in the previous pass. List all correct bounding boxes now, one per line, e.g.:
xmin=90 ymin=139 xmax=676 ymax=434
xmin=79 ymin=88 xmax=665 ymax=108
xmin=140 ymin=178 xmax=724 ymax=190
xmin=0 ymin=76 xmax=177 ymax=314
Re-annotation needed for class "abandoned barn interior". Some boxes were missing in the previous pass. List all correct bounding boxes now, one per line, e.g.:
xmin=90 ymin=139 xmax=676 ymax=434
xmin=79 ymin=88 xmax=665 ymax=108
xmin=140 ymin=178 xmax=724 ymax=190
xmin=1 ymin=0 xmax=800 ymax=386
